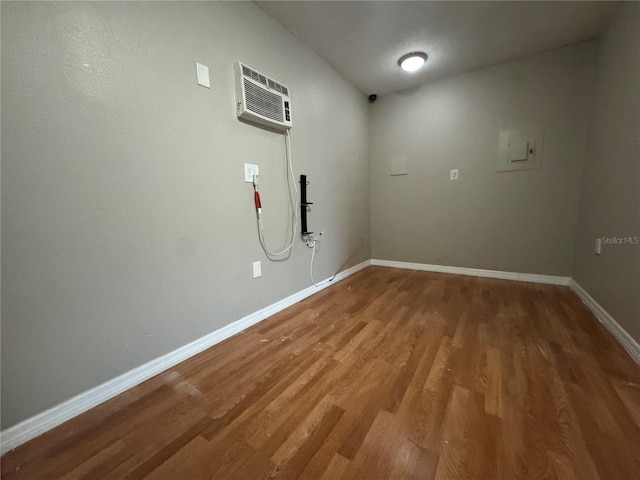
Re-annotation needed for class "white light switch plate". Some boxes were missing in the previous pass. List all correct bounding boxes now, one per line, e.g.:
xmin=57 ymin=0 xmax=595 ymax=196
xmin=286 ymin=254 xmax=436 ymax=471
xmin=196 ymin=62 xmax=210 ymax=88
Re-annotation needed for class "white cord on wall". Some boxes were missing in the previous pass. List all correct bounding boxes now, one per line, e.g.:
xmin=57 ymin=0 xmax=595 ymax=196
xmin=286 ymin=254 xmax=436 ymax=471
xmin=306 ymin=235 xmax=366 ymax=288
xmin=306 ymin=231 xmax=324 ymax=286
xmin=256 ymin=129 xmax=299 ymax=258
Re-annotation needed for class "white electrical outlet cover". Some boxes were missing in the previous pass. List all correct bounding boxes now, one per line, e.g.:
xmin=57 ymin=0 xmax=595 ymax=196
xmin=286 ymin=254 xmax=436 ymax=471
xmin=450 ymin=168 xmax=459 ymax=180
xmin=244 ymin=164 xmax=259 ymax=183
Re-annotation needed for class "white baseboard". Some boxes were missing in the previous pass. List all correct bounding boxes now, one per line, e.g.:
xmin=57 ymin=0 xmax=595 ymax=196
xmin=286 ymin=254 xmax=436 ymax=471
xmin=371 ymin=259 xmax=571 ymax=286
xmin=0 ymin=259 xmax=371 ymax=455
xmin=569 ymin=279 xmax=640 ymax=365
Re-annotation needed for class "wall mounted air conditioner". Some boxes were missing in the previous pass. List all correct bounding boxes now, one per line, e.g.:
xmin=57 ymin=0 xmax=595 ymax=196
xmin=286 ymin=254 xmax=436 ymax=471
xmin=234 ymin=62 xmax=292 ymax=131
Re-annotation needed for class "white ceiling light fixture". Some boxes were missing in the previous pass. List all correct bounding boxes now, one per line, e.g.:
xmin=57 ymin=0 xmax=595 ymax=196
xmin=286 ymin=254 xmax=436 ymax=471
xmin=398 ymin=51 xmax=428 ymax=72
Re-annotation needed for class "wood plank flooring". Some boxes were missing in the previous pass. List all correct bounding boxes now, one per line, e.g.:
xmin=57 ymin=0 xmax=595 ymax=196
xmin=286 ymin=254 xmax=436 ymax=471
xmin=2 ymin=266 xmax=640 ymax=479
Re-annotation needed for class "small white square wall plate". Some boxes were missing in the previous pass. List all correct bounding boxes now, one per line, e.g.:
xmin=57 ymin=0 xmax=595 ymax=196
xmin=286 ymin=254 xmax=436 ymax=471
xmin=196 ymin=62 xmax=210 ymax=88
xmin=390 ymin=156 xmax=408 ymax=176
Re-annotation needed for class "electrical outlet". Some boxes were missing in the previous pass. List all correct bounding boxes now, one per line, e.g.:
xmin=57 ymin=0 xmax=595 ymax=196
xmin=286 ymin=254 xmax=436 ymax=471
xmin=450 ymin=168 xmax=459 ymax=180
xmin=244 ymin=164 xmax=259 ymax=183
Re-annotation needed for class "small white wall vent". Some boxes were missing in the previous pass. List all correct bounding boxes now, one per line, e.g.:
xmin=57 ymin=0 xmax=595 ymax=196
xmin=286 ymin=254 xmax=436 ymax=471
xmin=234 ymin=62 xmax=292 ymax=131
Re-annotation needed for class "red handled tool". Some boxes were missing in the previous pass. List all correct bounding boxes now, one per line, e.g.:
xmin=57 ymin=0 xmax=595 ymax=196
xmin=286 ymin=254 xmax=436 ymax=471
xmin=252 ymin=176 xmax=262 ymax=214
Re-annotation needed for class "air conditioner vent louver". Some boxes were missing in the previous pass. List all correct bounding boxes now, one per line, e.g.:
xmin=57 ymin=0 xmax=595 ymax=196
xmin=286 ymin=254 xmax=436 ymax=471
xmin=234 ymin=62 xmax=292 ymax=131
xmin=241 ymin=64 xmax=269 ymax=86
xmin=243 ymin=79 xmax=283 ymax=122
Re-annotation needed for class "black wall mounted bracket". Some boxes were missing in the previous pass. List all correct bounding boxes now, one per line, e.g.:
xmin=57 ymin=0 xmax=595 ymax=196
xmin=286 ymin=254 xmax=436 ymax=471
xmin=300 ymin=174 xmax=313 ymax=235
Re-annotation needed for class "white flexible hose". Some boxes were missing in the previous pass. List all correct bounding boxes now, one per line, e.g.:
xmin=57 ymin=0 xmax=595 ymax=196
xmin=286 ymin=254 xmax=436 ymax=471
xmin=310 ymin=240 xmax=318 ymax=286
xmin=257 ymin=130 xmax=298 ymax=257
xmin=306 ymin=231 xmax=324 ymax=286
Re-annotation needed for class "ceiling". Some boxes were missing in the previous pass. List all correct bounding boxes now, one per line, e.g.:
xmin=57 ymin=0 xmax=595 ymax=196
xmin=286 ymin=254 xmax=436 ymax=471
xmin=256 ymin=1 xmax=617 ymax=95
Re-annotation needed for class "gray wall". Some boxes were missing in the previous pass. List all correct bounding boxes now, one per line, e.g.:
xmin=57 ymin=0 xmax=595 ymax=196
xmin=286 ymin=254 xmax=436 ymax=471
xmin=1 ymin=2 xmax=370 ymax=429
xmin=573 ymin=3 xmax=640 ymax=342
xmin=370 ymin=43 xmax=595 ymax=276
